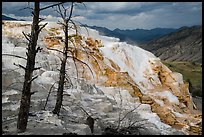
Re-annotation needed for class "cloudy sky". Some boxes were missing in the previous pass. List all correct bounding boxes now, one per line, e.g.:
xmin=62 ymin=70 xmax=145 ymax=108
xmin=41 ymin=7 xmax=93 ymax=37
xmin=2 ymin=2 xmax=202 ymax=30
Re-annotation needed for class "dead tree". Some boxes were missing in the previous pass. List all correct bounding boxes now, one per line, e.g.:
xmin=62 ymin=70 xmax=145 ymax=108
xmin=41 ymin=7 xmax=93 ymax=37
xmin=52 ymin=2 xmax=75 ymax=115
xmin=52 ymin=2 xmax=95 ymax=115
xmin=16 ymin=2 xmax=65 ymax=132
xmin=17 ymin=2 xmax=42 ymax=132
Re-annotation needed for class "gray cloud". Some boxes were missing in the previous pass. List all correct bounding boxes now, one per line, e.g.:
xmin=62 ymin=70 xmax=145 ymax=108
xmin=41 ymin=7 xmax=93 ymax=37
xmin=2 ymin=2 xmax=202 ymax=30
xmin=2 ymin=2 xmax=33 ymax=16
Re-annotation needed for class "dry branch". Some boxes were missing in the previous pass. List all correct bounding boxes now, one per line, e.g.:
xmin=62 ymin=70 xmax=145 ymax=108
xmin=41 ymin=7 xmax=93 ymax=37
xmin=40 ymin=2 xmax=66 ymax=11
xmin=2 ymin=54 xmax=27 ymax=60
xmin=67 ymin=55 xmax=94 ymax=77
xmin=43 ymin=81 xmax=58 ymax=110
xmin=22 ymin=31 xmax=31 ymax=42
xmin=13 ymin=63 xmax=26 ymax=70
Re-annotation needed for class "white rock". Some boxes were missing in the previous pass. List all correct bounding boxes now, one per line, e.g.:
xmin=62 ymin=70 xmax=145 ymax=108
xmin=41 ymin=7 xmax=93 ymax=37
xmin=2 ymin=97 xmax=9 ymax=103
xmin=94 ymin=102 xmax=113 ymax=113
xmin=74 ymin=124 xmax=92 ymax=135
xmin=2 ymin=89 xmax=19 ymax=96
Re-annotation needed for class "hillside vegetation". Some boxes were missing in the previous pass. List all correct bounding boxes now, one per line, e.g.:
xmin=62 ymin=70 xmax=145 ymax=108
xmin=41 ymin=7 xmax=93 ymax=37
xmin=162 ymin=61 xmax=202 ymax=97
xmin=141 ymin=26 xmax=202 ymax=64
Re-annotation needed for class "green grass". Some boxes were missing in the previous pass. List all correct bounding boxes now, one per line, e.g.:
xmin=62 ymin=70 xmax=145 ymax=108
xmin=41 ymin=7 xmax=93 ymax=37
xmin=162 ymin=61 xmax=202 ymax=97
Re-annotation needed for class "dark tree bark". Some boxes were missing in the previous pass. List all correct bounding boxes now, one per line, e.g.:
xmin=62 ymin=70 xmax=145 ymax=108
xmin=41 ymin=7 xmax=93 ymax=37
xmin=16 ymin=2 xmax=68 ymax=132
xmin=52 ymin=25 xmax=68 ymax=114
xmin=17 ymin=2 xmax=40 ymax=133
xmin=52 ymin=3 xmax=74 ymax=115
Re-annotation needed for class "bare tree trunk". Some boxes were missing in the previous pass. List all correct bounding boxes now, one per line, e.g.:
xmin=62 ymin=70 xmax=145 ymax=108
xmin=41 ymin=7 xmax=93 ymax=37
xmin=53 ymin=24 xmax=69 ymax=115
xmin=52 ymin=3 xmax=75 ymax=115
xmin=17 ymin=2 xmax=40 ymax=132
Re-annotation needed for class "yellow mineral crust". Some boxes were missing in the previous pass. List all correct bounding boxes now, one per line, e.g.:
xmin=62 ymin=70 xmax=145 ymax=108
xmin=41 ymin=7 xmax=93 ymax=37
xmin=3 ymin=22 xmax=201 ymax=135
xmin=2 ymin=21 xmax=31 ymax=38
xmin=39 ymin=28 xmax=202 ymax=135
xmin=108 ymin=59 xmax=121 ymax=71
xmin=43 ymin=36 xmax=61 ymax=48
xmin=145 ymin=60 xmax=202 ymax=135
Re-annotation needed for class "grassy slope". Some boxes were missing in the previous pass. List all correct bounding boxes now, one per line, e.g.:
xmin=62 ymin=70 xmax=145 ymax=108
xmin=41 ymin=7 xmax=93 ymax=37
xmin=162 ymin=61 xmax=202 ymax=97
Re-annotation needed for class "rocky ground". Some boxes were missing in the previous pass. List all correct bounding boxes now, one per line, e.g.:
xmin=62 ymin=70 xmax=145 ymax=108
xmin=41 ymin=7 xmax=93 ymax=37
xmin=2 ymin=79 xmax=186 ymax=135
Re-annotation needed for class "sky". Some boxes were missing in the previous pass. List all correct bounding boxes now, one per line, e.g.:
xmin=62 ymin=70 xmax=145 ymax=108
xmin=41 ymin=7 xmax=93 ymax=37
xmin=2 ymin=2 xmax=202 ymax=30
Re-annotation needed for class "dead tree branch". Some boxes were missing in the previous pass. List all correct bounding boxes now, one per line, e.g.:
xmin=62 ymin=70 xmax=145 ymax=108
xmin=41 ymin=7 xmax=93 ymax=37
xmin=22 ymin=31 xmax=31 ymax=42
xmin=67 ymin=55 xmax=94 ymax=77
xmin=43 ymin=81 xmax=58 ymax=110
xmin=27 ymin=75 xmax=38 ymax=84
xmin=40 ymin=2 xmax=66 ymax=11
xmin=47 ymin=47 xmax=64 ymax=54
xmin=2 ymin=54 xmax=27 ymax=60
xmin=13 ymin=63 xmax=26 ymax=70
xmin=37 ymin=23 xmax=48 ymax=33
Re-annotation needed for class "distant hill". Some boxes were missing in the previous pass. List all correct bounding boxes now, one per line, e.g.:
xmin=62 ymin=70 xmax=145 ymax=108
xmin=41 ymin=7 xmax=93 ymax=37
xmin=140 ymin=25 xmax=202 ymax=63
xmin=84 ymin=25 xmax=127 ymax=42
xmin=85 ymin=25 xmax=177 ymax=44
xmin=2 ymin=15 xmax=18 ymax=21
xmin=113 ymin=27 xmax=177 ymax=44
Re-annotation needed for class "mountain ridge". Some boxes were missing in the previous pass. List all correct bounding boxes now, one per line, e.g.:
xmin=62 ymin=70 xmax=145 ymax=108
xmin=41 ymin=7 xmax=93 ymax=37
xmin=140 ymin=25 xmax=202 ymax=64
xmin=2 ymin=14 xmax=26 ymax=21
xmin=84 ymin=24 xmax=178 ymax=44
xmin=2 ymin=15 xmax=18 ymax=21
